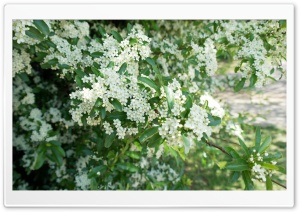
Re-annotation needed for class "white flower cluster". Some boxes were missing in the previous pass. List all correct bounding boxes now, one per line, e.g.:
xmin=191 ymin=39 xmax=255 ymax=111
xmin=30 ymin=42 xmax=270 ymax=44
xmin=184 ymin=104 xmax=212 ymax=140
xmin=55 ymin=20 xmax=89 ymax=45
xmin=200 ymin=93 xmax=225 ymax=118
xmin=248 ymin=150 xmax=277 ymax=182
xmin=13 ymin=77 xmax=35 ymax=112
xmin=251 ymin=163 xmax=268 ymax=182
xmin=158 ymin=80 xmax=185 ymax=147
xmin=158 ymin=79 xmax=211 ymax=148
xmin=130 ymin=154 xmax=180 ymax=190
xmin=69 ymin=25 xmax=158 ymax=138
xmin=214 ymin=20 xmax=286 ymax=88
xmin=13 ymin=49 xmax=32 ymax=77
xmin=237 ymin=38 xmax=275 ymax=87
xmin=225 ymin=121 xmax=243 ymax=139
xmin=19 ymin=108 xmax=53 ymax=142
xmin=44 ymin=34 xmax=87 ymax=77
xmin=12 ymin=20 xmax=37 ymax=45
xmin=191 ymin=38 xmax=218 ymax=76
xmin=75 ymin=171 xmax=91 ymax=190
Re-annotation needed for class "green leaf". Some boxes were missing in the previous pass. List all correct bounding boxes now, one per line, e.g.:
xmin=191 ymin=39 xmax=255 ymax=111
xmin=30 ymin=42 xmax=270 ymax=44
xmin=263 ymin=152 xmax=282 ymax=161
xmin=258 ymin=136 xmax=272 ymax=153
xmin=18 ymin=72 xmax=30 ymax=82
xmin=90 ymin=107 xmax=98 ymax=118
xmin=106 ymin=111 xmax=127 ymax=121
xmin=147 ymin=133 xmax=163 ymax=148
xmin=266 ymin=176 xmax=273 ymax=190
xmin=164 ymin=86 xmax=174 ymax=112
xmin=234 ymin=66 xmax=240 ymax=73
xmin=75 ymin=75 xmax=83 ymax=88
xmin=94 ymin=98 xmax=103 ymax=107
xmin=104 ymin=131 xmax=117 ymax=148
xmin=255 ymin=127 xmax=261 ymax=151
xmin=125 ymin=151 xmax=140 ymax=160
xmin=111 ymin=30 xmax=123 ymax=42
xmin=182 ymin=134 xmax=191 ymax=154
xmin=145 ymin=57 xmax=156 ymax=67
xmin=139 ymin=126 xmax=159 ymax=143
xmin=261 ymin=162 xmax=278 ymax=171
xmin=33 ymin=151 xmax=46 ymax=170
xmin=129 ymin=38 xmax=138 ymax=45
xmin=90 ymin=178 xmax=98 ymax=190
xmin=33 ymin=20 xmax=50 ymax=36
xmin=74 ymin=69 xmax=86 ymax=78
xmin=181 ymin=95 xmax=193 ymax=118
xmin=138 ymin=76 xmax=159 ymax=92
xmin=41 ymin=58 xmax=58 ymax=69
xmin=88 ymin=165 xmax=107 ymax=178
xmin=25 ymin=26 xmax=45 ymax=41
xmin=91 ymin=67 xmax=104 ymax=78
xmin=58 ymin=64 xmax=71 ymax=69
xmin=127 ymin=23 xmax=133 ymax=33
xmin=238 ymin=138 xmax=250 ymax=156
xmin=50 ymin=147 xmax=64 ymax=166
xmin=242 ymin=170 xmax=254 ymax=190
xmin=231 ymin=171 xmax=241 ymax=183
xmin=216 ymin=161 xmax=227 ymax=169
xmin=277 ymin=166 xmax=286 ymax=174
xmin=100 ymin=107 xmax=106 ymax=120
xmin=207 ymin=114 xmax=221 ymax=126
xmin=91 ymin=52 xmax=104 ymax=58
xmin=249 ymin=74 xmax=257 ymax=87
xmin=225 ymin=160 xmax=249 ymax=171
xmin=224 ymin=147 xmax=240 ymax=159
xmin=111 ymin=99 xmax=123 ymax=112
xmin=53 ymin=145 xmax=65 ymax=157
xmin=117 ymin=163 xmax=139 ymax=172
xmin=145 ymin=57 xmax=163 ymax=84
xmin=118 ymin=63 xmax=127 ymax=75
xmin=107 ymin=61 xmax=115 ymax=68
xmin=234 ymin=78 xmax=246 ymax=92
xmin=98 ymin=26 xmax=106 ymax=37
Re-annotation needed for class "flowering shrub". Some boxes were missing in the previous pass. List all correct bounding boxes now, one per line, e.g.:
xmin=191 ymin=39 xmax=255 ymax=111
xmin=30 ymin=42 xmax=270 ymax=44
xmin=12 ymin=20 xmax=286 ymax=190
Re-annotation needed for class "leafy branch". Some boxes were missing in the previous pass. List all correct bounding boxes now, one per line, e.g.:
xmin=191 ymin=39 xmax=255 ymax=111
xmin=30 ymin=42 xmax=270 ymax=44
xmin=202 ymin=136 xmax=286 ymax=189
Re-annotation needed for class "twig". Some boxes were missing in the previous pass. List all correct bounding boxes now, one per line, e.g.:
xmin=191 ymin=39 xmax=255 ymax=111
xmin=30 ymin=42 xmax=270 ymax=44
xmin=202 ymin=139 xmax=232 ymax=157
xmin=271 ymin=179 xmax=286 ymax=189
xmin=202 ymin=139 xmax=287 ymax=189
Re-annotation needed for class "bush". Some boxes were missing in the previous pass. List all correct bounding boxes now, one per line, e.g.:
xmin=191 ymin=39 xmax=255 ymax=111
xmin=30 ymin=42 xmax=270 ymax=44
xmin=12 ymin=20 xmax=286 ymax=190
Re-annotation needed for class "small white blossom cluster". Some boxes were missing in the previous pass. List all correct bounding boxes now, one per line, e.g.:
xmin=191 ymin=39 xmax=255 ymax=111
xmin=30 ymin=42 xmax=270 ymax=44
xmin=130 ymin=153 xmax=180 ymax=189
xmin=13 ymin=77 xmax=35 ymax=112
xmin=55 ymin=20 xmax=90 ymax=47
xmin=158 ymin=80 xmax=185 ymax=147
xmin=191 ymin=39 xmax=218 ymax=76
xmin=75 ymin=171 xmax=91 ymax=190
xmin=200 ymin=93 xmax=225 ymax=118
xmin=184 ymin=104 xmax=212 ymax=140
xmin=69 ymin=25 xmax=158 ymax=138
xmin=236 ymin=38 xmax=275 ymax=87
xmin=248 ymin=150 xmax=277 ymax=182
xmin=19 ymin=108 xmax=54 ymax=142
xmin=213 ymin=20 xmax=286 ymax=87
xmin=225 ymin=121 xmax=243 ymax=139
xmin=13 ymin=49 xmax=32 ymax=77
xmin=12 ymin=20 xmax=37 ymax=45
xmin=44 ymin=35 xmax=87 ymax=77
xmin=158 ymin=79 xmax=211 ymax=147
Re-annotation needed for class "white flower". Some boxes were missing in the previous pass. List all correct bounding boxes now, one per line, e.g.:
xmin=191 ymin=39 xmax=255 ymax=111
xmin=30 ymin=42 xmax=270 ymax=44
xmin=200 ymin=93 xmax=225 ymax=118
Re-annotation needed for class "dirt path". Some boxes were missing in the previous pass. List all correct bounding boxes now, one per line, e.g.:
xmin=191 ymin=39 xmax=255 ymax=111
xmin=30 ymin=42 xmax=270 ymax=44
xmin=216 ymin=79 xmax=286 ymax=129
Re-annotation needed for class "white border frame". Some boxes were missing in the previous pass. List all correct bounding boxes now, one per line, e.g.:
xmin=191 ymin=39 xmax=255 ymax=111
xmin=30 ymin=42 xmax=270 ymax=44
xmin=3 ymin=3 xmax=294 ymax=207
